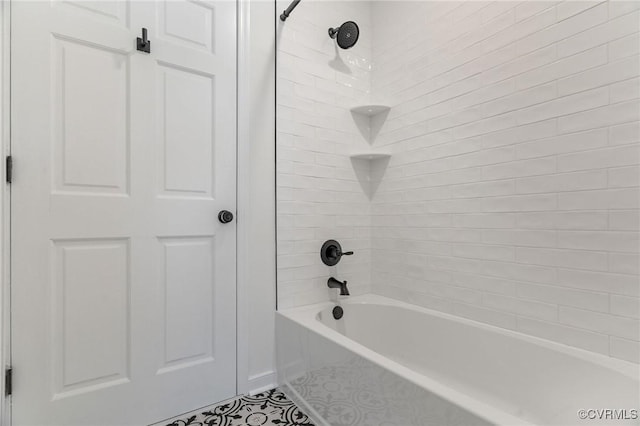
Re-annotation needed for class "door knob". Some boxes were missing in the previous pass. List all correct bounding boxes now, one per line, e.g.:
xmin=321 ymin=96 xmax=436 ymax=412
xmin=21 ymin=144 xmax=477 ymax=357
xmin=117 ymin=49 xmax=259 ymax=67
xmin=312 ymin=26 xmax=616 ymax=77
xmin=218 ymin=210 xmax=234 ymax=224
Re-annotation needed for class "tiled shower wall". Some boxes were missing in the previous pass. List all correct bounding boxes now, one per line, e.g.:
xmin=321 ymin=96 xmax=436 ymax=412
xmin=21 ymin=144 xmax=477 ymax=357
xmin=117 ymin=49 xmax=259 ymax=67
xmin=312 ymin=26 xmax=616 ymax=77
xmin=276 ymin=1 xmax=373 ymax=308
xmin=370 ymin=1 xmax=640 ymax=363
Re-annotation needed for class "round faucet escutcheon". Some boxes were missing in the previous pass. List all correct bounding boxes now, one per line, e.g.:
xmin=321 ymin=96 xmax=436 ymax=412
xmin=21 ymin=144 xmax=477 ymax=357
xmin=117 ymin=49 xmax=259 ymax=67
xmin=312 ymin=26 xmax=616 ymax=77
xmin=321 ymin=239 xmax=354 ymax=266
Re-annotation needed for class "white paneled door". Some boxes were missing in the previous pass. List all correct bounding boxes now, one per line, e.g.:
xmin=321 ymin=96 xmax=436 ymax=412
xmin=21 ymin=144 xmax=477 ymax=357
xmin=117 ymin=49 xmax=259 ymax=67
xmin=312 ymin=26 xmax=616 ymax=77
xmin=11 ymin=1 xmax=237 ymax=425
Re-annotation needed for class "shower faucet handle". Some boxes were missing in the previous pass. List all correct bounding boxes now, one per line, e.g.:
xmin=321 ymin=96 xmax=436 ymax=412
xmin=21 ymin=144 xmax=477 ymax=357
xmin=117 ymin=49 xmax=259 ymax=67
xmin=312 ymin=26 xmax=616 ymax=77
xmin=321 ymin=239 xmax=354 ymax=266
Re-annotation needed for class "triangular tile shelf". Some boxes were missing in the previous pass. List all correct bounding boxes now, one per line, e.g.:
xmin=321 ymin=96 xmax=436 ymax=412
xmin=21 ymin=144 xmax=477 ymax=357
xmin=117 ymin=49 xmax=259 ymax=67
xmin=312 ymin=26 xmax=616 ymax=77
xmin=350 ymin=105 xmax=391 ymax=144
xmin=350 ymin=105 xmax=391 ymax=116
xmin=350 ymin=153 xmax=391 ymax=200
xmin=350 ymin=152 xmax=391 ymax=160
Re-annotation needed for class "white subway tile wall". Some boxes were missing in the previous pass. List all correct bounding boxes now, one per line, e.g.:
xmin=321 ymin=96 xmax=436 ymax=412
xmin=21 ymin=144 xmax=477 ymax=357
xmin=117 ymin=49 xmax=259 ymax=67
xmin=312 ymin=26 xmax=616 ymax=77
xmin=277 ymin=0 xmax=640 ymax=363
xmin=276 ymin=1 xmax=374 ymax=308
xmin=371 ymin=0 xmax=639 ymax=363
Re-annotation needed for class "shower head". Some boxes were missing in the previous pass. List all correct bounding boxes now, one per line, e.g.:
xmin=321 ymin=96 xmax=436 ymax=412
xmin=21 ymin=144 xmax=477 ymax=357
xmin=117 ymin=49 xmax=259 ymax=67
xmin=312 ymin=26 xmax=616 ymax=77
xmin=328 ymin=21 xmax=359 ymax=49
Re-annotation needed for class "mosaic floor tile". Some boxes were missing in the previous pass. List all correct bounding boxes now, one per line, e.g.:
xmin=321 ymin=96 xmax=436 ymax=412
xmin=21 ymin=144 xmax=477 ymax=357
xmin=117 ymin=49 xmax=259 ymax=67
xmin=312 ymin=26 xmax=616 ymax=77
xmin=157 ymin=388 xmax=314 ymax=426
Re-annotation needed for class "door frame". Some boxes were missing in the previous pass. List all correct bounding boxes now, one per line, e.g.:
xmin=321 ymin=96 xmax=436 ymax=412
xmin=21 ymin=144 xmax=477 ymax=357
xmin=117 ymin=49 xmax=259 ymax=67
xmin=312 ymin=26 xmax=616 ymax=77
xmin=1 ymin=0 xmax=11 ymax=423
xmin=236 ymin=0 xmax=277 ymax=395
xmin=0 ymin=0 xmax=277 ymax=423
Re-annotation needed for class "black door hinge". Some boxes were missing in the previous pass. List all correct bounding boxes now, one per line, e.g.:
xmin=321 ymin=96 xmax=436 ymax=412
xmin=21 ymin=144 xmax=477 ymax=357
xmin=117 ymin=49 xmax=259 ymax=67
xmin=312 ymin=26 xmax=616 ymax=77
xmin=5 ymin=156 xmax=12 ymax=184
xmin=5 ymin=367 xmax=12 ymax=396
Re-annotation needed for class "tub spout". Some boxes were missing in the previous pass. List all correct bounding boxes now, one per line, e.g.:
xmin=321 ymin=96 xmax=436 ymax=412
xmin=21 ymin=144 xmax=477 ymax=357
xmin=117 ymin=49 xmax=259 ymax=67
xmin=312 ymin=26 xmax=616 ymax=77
xmin=328 ymin=277 xmax=350 ymax=296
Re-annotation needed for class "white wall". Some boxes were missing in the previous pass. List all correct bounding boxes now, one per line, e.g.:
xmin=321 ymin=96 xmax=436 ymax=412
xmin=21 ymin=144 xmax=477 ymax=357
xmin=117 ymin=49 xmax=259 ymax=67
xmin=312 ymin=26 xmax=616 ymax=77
xmin=370 ymin=1 xmax=640 ymax=363
xmin=275 ymin=0 xmax=640 ymax=363
xmin=276 ymin=0 xmax=374 ymax=308
xmin=237 ymin=0 xmax=278 ymax=394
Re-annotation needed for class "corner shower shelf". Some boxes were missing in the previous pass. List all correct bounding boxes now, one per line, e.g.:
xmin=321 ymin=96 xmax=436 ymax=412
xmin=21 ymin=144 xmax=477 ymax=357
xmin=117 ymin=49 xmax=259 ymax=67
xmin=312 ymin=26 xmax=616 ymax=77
xmin=349 ymin=152 xmax=391 ymax=200
xmin=348 ymin=105 xmax=392 ymax=198
xmin=350 ymin=105 xmax=391 ymax=117
xmin=349 ymin=105 xmax=391 ymax=145
xmin=350 ymin=152 xmax=391 ymax=160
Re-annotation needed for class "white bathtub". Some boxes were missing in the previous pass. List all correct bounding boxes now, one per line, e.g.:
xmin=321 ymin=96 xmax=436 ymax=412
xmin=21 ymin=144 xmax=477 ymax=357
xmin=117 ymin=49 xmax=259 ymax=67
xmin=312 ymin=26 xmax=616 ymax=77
xmin=276 ymin=294 xmax=639 ymax=426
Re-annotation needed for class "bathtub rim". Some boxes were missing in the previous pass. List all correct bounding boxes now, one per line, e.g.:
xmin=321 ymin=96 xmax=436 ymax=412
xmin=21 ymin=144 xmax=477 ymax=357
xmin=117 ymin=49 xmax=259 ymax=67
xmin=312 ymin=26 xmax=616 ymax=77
xmin=278 ymin=294 xmax=639 ymax=426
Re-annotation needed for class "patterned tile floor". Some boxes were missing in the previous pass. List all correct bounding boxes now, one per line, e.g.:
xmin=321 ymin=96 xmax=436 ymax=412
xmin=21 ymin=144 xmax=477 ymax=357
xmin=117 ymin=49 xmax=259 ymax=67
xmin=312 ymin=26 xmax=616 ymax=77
xmin=155 ymin=389 xmax=314 ymax=426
